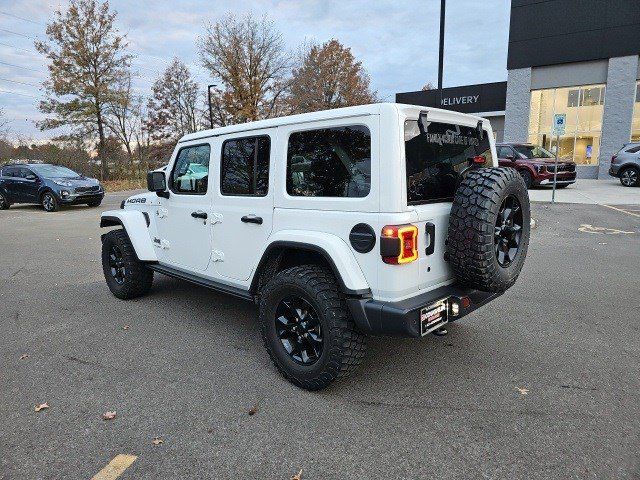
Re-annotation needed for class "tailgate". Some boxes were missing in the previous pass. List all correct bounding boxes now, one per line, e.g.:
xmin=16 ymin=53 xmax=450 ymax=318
xmin=410 ymin=202 xmax=455 ymax=292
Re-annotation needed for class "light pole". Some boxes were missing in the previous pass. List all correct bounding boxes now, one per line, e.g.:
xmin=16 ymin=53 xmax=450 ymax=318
xmin=437 ymin=0 xmax=446 ymax=105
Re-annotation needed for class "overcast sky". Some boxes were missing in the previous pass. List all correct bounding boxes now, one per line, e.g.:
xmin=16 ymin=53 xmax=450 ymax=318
xmin=0 ymin=0 xmax=511 ymax=141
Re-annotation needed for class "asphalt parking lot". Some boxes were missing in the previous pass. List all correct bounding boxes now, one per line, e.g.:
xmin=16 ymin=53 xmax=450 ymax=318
xmin=1 ymin=192 xmax=639 ymax=480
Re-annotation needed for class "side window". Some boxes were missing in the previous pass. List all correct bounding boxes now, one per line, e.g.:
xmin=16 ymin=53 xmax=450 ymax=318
xmin=3 ymin=167 xmax=18 ymax=178
xmin=286 ymin=125 xmax=371 ymax=198
xmin=497 ymin=146 xmax=510 ymax=158
xmin=220 ymin=136 xmax=270 ymax=196
xmin=170 ymin=144 xmax=211 ymax=194
xmin=17 ymin=168 xmax=35 ymax=179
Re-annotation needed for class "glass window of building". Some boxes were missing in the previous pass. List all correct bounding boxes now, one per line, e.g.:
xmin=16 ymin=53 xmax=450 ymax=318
xmin=528 ymin=84 xmax=605 ymax=165
xmin=632 ymin=82 xmax=640 ymax=142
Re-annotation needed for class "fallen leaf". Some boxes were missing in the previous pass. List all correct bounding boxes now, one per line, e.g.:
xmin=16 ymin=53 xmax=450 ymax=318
xmin=122 ymin=325 xmax=130 ymax=331
xmin=102 ymin=411 xmax=117 ymax=420
xmin=152 ymin=437 xmax=164 ymax=446
xmin=515 ymin=387 xmax=529 ymax=395
xmin=20 ymin=354 xmax=29 ymax=360
xmin=34 ymin=402 xmax=49 ymax=412
xmin=291 ymin=469 xmax=303 ymax=480
xmin=248 ymin=404 xmax=258 ymax=416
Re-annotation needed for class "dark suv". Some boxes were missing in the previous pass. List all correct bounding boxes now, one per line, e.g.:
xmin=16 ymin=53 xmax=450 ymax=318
xmin=496 ymin=143 xmax=577 ymax=189
xmin=0 ymin=163 xmax=104 ymax=212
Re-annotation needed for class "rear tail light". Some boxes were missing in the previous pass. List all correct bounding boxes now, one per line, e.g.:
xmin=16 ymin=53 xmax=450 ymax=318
xmin=611 ymin=155 xmax=618 ymax=164
xmin=471 ymin=155 xmax=486 ymax=164
xmin=380 ymin=224 xmax=418 ymax=264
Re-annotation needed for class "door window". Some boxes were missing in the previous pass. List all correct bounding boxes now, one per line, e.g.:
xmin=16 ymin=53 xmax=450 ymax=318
xmin=3 ymin=166 xmax=20 ymax=178
xmin=286 ymin=125 xmax=371 ymax=198
xmin=17 ymin=167 xmax=35 ymax=179
xmin=220 ymin=136 xmax=270 ymax=196
xmin=169 ymin=144 xmax=211 ymax=194
xmin=497 ymin=146 xmax=512 ymax=158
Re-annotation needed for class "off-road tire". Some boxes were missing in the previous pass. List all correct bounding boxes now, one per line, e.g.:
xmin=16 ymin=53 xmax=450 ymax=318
xmin=0 ymin=192 xmax=10 ymax=210
xmin=101 ymin=229 xmax=153 ymax=300
xmin=259 ymin=265 xmax=366 ymax=390
xmin=87 ymin=200 xmax=102 ymax=207
xmin=619 ymin=166 xmax=639 ymax=187
xmin=41 ymin=192 xmax=59 ymax=212
xmin=519 ymin=169 xmax=533 ymax=189
xmin=448 ymin=167 xmax=530 ymax=293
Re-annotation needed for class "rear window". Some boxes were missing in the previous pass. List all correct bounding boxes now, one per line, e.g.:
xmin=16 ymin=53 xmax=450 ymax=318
xmin=286 ymin=125 xmax=371 ymax=198
xmin=405 ymin=120 xmax=491 ymax=204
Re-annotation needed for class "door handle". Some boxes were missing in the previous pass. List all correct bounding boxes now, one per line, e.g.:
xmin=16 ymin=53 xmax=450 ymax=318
xmin=241 ymin=215 xmax=263 ymax=225
xmin=191 ymin=211 xmax=208 ymax=220
xmin=425 ymin=222 xmax=436 ymax=255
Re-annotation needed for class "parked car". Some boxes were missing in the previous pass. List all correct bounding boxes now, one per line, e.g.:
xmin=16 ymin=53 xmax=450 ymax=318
xmin=496 ymin=143 xmax=577 ymax=189
xmin=0 ymin=163 xmax=104 ymax=212
xmin=99 ymin=104 xmax=531 ymax=390
xmin=609 ymin=143 xmax=640 ymax=187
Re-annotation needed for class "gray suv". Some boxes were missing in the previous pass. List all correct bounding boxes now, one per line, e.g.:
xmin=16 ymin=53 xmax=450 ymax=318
xmin=609 ymin=143 xmax=640 ymax=187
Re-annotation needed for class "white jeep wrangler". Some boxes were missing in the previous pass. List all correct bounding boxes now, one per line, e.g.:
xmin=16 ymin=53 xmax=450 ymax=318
xmin=100 ymin=103 xmax=530 ymax=390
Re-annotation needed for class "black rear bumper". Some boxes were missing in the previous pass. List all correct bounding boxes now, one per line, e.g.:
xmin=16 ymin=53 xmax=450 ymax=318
xmin=347 ymin=284 xmax=502 ymax=338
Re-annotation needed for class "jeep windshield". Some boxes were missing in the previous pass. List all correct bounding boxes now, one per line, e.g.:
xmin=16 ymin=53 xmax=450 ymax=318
xmin=405 ymin=120 xmax=491 ymax=204
xmin=513 ymin=145 xmax=554 ymax=159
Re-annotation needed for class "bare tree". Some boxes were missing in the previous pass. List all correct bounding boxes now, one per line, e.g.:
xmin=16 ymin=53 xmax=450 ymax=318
xmin=199 ymin=13 xmax=290 ymax=125
xmin=105 ymin=74 xmax=143 ymax=174
xmin=287 ymin=39 xmax=377 ymax=114
xmin=146 ymin=58 xmax=200 ymax=141
xmin=36 ymin=0 xmax=132 ymax=180
xmin=421 ymin=82 xmax=435 ymax=91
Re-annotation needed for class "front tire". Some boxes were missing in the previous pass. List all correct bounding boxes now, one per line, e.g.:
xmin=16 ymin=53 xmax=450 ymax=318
xmin=259 ymin=265 xmax=366 ymax=390
xmin=41 ymin=192 xmax=59 ymax=212
xmin=101 ymin=229 xmax=153 ymax=299
xmin=619 ymin=167 xmax=639 ymax=187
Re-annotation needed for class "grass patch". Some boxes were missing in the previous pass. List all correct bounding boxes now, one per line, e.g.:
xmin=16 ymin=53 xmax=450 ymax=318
xmin=103 ymin=178 xmax=146 ymax=192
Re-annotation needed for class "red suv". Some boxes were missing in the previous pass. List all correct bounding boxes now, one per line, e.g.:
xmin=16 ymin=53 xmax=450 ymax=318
xmin=496 ymin=143 xmax=577 ymax=189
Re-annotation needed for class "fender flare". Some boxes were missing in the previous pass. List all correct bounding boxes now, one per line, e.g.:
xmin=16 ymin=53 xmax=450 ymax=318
xmin=99 ymin=210 xmax=157 ymax=261
xmin=251 ymin=231 xmax=371 ymax=296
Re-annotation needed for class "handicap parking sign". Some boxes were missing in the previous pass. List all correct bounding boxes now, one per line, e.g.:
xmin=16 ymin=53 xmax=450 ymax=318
xmin=553 ymin=113 xmax=566 ymax=135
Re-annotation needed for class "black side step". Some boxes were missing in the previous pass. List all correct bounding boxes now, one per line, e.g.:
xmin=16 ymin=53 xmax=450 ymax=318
xmin=147 ymin=263 xmax=253 ymax=301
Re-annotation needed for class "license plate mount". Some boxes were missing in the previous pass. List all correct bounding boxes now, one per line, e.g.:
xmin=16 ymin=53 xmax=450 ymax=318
xmin=420 ymin=299 xmax=449 ymax=336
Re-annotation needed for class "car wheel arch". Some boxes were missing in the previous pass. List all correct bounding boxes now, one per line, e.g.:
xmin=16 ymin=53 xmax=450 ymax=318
xmin=250 ymin=241 xmax=371 ymax=297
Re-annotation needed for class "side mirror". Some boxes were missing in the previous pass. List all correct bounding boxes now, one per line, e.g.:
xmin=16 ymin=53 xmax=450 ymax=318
xmin=147 ymin=170 xmax=169 ymax=198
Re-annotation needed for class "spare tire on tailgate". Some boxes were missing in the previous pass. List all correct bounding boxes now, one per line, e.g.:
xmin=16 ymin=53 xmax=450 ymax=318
xmin=447 ymin=167 xmax=530 ymax=293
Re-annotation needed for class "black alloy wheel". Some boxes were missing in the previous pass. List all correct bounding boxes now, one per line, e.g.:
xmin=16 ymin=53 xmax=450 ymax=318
xmin=494 ymin=194 xmax=524 ymax=267
xmin=620 ymin=168 xmax=639 ymax=187
xmin=108 ymin=245 xmax=126 ymax=285
xmin=274 ymin=296 xmax=323 ymax=365
xmin=42 ymin=193 xmax=57 ymax=212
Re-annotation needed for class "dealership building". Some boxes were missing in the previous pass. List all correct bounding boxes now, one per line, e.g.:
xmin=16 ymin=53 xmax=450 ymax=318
xmin=397 ymin=0 xmax=640 ymax=179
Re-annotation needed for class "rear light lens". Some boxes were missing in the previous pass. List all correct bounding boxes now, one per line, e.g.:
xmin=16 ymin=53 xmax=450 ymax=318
xmin=471 ymin=155 xmax=486 ymax=164
xmin=611 ymin=155 xmax=618 ymax=164
xmin=380 ymin=224 xmax=419 ymax=264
